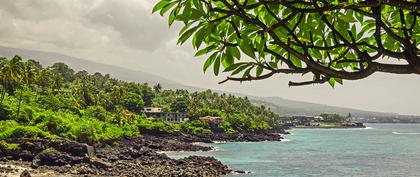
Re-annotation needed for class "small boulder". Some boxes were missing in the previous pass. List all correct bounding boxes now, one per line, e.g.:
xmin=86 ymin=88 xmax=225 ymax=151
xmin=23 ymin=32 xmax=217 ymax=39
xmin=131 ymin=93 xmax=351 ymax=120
xmin=48 ymin=139 xmax=89 ymax=156
xmin=20 ymin=169 xmax=31 ymax=177
xmin=90 ymin=157 xmax=112 ymax=169
xmin=31 ymin=148 xmax=86 ymax=168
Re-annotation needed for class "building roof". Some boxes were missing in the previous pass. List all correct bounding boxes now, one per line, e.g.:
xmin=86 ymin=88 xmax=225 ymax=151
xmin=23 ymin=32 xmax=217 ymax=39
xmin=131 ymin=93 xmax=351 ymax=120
xmin=123 ymin=110 xmax=135 ymax=116
xmin=200 ymin=116 xmax=224 ymax=121
xmin=143 ymin=107 xmax=163 ymax=113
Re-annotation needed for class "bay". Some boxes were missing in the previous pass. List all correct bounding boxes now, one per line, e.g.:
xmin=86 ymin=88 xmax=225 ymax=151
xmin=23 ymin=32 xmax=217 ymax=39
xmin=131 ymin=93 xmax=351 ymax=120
xmin=166 ymin=124 xmax=420 ymax=177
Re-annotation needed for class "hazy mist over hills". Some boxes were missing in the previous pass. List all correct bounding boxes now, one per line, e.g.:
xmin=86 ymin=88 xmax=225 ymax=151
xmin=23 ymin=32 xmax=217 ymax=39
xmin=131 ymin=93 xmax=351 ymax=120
xmin=0 ymin=46 xmax=179 ymax=87
xmin=0 ymin=46 xmax=417 ymax=119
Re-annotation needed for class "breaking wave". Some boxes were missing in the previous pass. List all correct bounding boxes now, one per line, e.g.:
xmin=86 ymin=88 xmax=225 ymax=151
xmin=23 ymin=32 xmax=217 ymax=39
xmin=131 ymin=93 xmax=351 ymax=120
xmin=392 ymin=131 xmax=420 ymax=135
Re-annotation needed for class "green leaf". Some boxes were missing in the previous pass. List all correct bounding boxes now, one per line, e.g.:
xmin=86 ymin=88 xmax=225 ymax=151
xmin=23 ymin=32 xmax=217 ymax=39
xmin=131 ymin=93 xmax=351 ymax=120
xmin=239 ymin=36 xmax=255 ymax=58
xmin=178 ymin=26 xmax=200 ymax=45
xmin=231 ymin=64 xmax=251 ymax=75
xmin=222 ymin=51 xmax=234 ymax=68
xmin=310 ymin=49 xmax=322 ymax=60
xmin=268 ymin=62 xmax=278 ymax=69
xmin=256 ymin=65 xmax=263 ymax=77
xmin=168 ymin=10 xmax=177 ymax=26
xmin=290 ymin=56 xmax=302 ymax=68
xmin=203 ymin=53 xmax=217 ymax=72
xmin=224 ymin=62 xmax=246 ymax=72
xmin=192 ymin=0 xmax=204 ymax=12
xmin=230 ymin=46 xmax=241 ymax=60
xmin=334 ymin=77 xmax=343 ymax=85
xmin=160 ymin=2 xmax=177 ymax=16
xmin=338 ymin=13 xmax=357 ymax=23
xmin=213 ymin=55 xmax=221 ymax=76
xmin=195 ymin=45 xmax=216 ymax=56
xmin=153 ymin=0 xmax=170 ymax=13
xmin=242 ymin=66 xmax=254 ymax=78
xmin=328 ymin=78 xmax=335 ymax=88
xmin=192 ymin=26 xmax=206 ymax=49
xmin=351 ymin=24 xmax=357 ymax=40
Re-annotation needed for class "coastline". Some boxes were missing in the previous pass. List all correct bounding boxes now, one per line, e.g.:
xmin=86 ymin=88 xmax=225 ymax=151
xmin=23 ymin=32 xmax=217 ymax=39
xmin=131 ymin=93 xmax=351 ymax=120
xmin=0 ymin=132 xmax=284 ymax=177
xmin=293 ymin=126 xmax=366 ymax=129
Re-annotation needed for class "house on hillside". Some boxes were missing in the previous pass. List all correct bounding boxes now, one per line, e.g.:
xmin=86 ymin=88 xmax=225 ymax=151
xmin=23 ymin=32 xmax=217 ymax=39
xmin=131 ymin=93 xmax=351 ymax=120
xmin=314 ymin=116 xmax=324 ymax=122
xmin=163 ymin=112 xmax=188 ymax=123
xmin=200 ymin=116 xmax=224 ymax=126
xmin=143 ymin=107 xmax=188 ymax=123
xmin=291 ymin=116 xmax=315 ymax=126
xmin=143 ymin=107 xmax=162 ymax=113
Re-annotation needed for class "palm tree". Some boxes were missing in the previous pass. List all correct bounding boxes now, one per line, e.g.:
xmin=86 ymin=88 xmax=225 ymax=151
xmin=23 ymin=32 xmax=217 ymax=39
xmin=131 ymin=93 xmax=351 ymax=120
xmin=0 ymin=56 xmax=22 ymax=104
xmin=22 ymin=60 xmax=40 ymax=88
xmin=16 ymin=60 xmax=39 ymax=119
xmin=153 ymin=83 xmax=162 ymax=93
xmin=111 ymin=85 xmax=125 ymax=105
xmin=38 ymin=69 xmax=52 ymax=88
xmin=51 ymin=73 xmax=64 ymax=95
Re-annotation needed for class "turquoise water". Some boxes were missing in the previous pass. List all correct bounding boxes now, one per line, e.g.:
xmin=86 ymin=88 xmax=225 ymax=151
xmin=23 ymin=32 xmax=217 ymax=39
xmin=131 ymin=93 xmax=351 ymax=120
xmin=166 ymin=124 xmax=420 ymax=177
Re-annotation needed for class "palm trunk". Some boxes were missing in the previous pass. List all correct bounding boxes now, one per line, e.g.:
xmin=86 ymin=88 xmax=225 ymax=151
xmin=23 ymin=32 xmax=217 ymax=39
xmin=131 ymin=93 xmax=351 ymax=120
xmin=16 ymin=87 xmax=24 ymax=119
xmin=0 ymin=83 xmax=7 ymax=104
xmin=34 ymin=87 xmax=39 ymax=102
xmin=0 ymin=90 xmax=5 ymax=104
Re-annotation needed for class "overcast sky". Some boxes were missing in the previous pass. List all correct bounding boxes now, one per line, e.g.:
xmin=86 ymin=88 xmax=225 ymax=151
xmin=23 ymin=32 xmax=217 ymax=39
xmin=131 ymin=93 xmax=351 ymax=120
xmin=0 ymin=0 xmax=419 ymax=115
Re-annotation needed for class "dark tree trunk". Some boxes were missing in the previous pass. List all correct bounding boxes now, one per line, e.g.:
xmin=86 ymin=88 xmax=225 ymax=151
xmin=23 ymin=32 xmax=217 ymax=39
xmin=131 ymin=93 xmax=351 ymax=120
xmin=0 ymin=83 xmax=7 ymax=104
xmin=16 ymin=87 xmax=24 ymax=119
xmin=0 ymin=90 xmax=5 ymax=104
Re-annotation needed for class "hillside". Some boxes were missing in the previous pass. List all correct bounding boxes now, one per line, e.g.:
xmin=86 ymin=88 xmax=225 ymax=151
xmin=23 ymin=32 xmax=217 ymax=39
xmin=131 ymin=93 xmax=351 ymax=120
xmin=249 ymin=96 xmax=398 ymax=117
xmin=0 ymin=46 xmax=415 ymax=119
xmin=0 ymin=46 xmax=180 ymax=88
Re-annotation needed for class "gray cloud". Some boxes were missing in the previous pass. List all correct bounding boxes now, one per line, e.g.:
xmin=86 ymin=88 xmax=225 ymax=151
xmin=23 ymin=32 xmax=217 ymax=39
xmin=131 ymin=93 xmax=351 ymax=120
xmin=86 ymin=0 xmax=177 ymax=50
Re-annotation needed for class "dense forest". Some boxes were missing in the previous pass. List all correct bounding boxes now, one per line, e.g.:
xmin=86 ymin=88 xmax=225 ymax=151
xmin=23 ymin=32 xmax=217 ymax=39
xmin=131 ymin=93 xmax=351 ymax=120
xmin=0 ymin=55 xmax=281 ymax=144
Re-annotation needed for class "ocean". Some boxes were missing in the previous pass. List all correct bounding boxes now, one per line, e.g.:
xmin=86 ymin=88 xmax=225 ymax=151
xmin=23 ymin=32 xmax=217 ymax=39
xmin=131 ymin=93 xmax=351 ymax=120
xmin=166 ymin=124 xmax=420 ymax=177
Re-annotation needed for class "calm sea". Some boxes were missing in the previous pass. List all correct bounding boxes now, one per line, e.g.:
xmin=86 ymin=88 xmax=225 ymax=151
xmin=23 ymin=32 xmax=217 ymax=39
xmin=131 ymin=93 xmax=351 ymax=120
xmin=166 ymin=124 xmax=420 ymax=177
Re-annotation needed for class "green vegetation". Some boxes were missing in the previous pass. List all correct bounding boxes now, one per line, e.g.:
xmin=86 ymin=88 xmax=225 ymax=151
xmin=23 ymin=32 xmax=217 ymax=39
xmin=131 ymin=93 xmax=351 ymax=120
xmin=0 ymin=140 xmax=19 ymax=152
xmin=154 ymin=0 xmax=419 ymax=86
xmin=319 ymin=113 xmax=351 ymax=123
xmin=0 ymin=55 xmax=280 ymax=144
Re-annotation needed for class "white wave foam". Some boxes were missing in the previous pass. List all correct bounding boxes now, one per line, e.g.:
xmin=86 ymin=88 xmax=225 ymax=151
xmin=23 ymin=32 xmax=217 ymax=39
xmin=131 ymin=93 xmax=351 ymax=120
xmin=392 ymin=131 xmax=420 ymax=135
xmin=191 ymin=142 xmax=204 ymax=145
xmin=212 ymin=141 xmax=227 ymax=144
xmin=232 ymin=171 xmax=253 ymax=175
xmin=281 ymin=139 xmax=292 ymax=142
xmin=211 ymin=146 xmax=222 ymax=152
xmin=364 ymin=127 xmax=374 ymax=129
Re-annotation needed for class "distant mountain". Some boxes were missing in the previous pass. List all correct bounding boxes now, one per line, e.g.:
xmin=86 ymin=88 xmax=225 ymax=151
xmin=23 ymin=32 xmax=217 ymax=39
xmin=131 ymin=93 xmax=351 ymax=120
xmin=249 ymin=96 xmax=398 ymax=117
xmin=0 ymin=46 xmax=181 ymax=88
xmin=1 ymin=46 xmax=417 ymax=119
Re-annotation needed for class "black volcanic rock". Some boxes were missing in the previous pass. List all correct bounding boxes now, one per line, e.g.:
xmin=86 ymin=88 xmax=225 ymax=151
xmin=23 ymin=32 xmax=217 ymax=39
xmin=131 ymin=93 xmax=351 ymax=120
xmin=20 ymin=170 xmax=31 ymax=177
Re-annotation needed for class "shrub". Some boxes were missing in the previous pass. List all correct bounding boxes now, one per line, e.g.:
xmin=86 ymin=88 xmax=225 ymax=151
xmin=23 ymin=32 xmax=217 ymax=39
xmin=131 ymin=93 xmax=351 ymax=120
xmin=69 ymin=123 xmax=100 ymax=144
xmin=36 ymin=93 xmax=62 ymax=111
xmin=42 ymin=114 xmax=71 ymax=135
xmin=0 ymin=126 xmax=52 ymax=139
xmin=181 ymin=120 xmax=212 ymax=135
xmin=0 ymin=104 xmax=13 ymax=121
xmin=138 ymin=120 xmax=177 ymax=134
xmin=121 ymin=92 xmax=144 ymax=113
xmin=219 ymin=122 xmax=237 ymax=134
xmin=0 ymin=120 xmax=19 ymax=132
xmin=15 ymin=106 xmax=34 ymax=124
xmin=0 ymin=140 xmax=19 ymax=152
xmin=99 ymin=124 xmax=139 ymax=140
xmin=84 ymin=106 xmax=107 ymax=121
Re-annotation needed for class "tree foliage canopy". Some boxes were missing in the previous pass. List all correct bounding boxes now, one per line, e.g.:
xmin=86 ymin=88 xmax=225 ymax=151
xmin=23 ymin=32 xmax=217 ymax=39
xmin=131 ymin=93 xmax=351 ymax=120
xmin=154 ymin=0 xmax=420 ymax=86
xmin=0 ymin=56 xmax=281 ymax=143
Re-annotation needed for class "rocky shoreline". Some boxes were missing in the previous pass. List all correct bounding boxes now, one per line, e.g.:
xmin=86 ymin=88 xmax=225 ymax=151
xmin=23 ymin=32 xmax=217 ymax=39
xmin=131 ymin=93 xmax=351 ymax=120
xmin=0 ymin=132 xmax=284 ymax=177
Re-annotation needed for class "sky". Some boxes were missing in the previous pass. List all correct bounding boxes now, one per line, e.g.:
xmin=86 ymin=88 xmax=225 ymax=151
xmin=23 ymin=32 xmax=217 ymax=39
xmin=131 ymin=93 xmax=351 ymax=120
xmin=0 ymin=0 xmax=419 ymax=115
